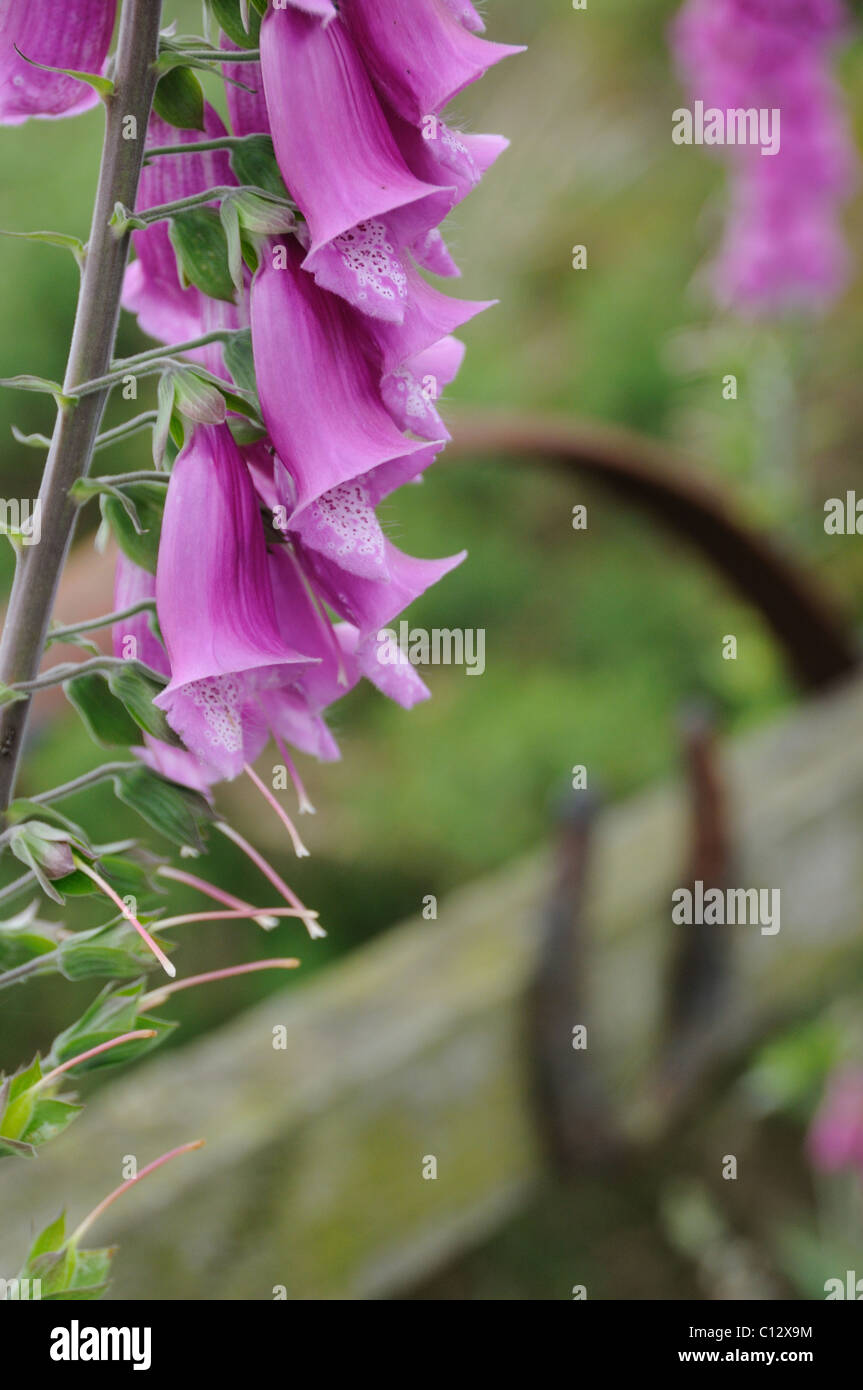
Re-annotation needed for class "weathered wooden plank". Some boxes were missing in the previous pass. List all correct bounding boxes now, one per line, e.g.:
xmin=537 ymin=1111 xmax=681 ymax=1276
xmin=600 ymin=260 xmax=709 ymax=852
xmin=2 ymin=675 xmax=863 ymax=1299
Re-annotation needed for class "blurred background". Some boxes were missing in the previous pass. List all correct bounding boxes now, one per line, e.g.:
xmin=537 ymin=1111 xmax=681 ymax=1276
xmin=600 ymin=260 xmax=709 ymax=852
xmin=2 ymin=0 xmax=863 ymax=1299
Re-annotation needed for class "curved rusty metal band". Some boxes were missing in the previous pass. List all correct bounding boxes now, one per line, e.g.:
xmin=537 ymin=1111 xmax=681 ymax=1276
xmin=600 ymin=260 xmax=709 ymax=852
xmin=446 ymin=412 xmax=858 ymax=692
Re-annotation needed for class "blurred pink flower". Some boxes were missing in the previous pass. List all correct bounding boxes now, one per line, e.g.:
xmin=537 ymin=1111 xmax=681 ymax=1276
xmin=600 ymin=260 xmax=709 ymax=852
xmin=672 ymin=0 xmax=857 ymax=314
xmin=807 ymin=1068 xmax=863 ymax=1174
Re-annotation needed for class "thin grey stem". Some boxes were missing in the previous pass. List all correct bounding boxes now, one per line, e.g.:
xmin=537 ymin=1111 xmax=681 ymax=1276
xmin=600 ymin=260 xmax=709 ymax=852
xmin=0 ymin=0 xmax=165 ymax=817
xmin=92 ymin=470 xmax=169 ymax=486
xmin=12 ymin=656 xmax=165 ymax=695
xmin=30 ymin=761 xmax=139 ymax=805
xmin=49 ymin=599 xmax=156 ymax=644
xmin=180 ymin=48 xmax=260 ymax=61
xmin=0 ymin=870 xmax=36 ymax=906
xmin=0 ymin=951 xmax=58 ymax=991
xmin=94 ymin=411 xmax=158 ymax=451
xmin=112 ymin=330 xmax=237 ymax=369
xmin=121 ymin=183 xmax=291 ymax=229
xmin=145 ymin=135 xmax=259 ymax=160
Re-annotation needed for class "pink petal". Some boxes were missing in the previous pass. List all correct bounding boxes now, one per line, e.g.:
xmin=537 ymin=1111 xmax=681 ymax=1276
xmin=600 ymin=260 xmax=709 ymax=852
xmin=0 ymin=0 xmax=115 ymax=125
xmin=341 ymin=0 xmax=524 ymax=124
xmin=260 ymin=7 xmax=455 ymax=296
xmin=251 ymin=241 xmax=430 ymax=515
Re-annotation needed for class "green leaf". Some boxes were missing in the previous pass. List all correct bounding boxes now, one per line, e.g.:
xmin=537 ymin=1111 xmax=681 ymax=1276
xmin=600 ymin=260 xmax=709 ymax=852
xmin=24 ymin=1211 xmax=66 ymax=1266
xmin=22 ymin=1096 xmax=82 ymax=1149
xmin=223 ymin=328 xmax=257 ymax=397
xmin=10 ymin=425 xmax=51 ymax=449
xmin=27 ymin=1247 xmax=76 ymax=1297
xmin=228 ymin=417 xmax=267 ymax=446
xmin=64 ymin=672 xmax=142 ymax=748
xmin=112 ymin=765 xmax=213 ymax=852
xmin=100 ymin=480 xmax=166 ymax=574
xmin=188 ymin=364 xmax=262 ymax=422
xmin=0 ymin=680 xmax=27 ymax=707
xmin=169 ymin=207 xmax=236 ymax=303
xmin=230 ymin=135 xmax=289 ymax=199
xmin=0 ymin=374 xmax=75 ymax=410
xmin=25 ymin=1242 xmax=114 ymax=1300
xmin=64 ymin=1247 xmax=114 ymax=1299
xmin=71 ymin=476 xmax=149 ymax=535
xmin=153 ymin=372 xmax=176 ymax=470
xmin=153 ymin=66 xmax=206 ymax=131
xmin=0 ymin=902 xmax=60 ymax=971
xmin=93 ymin=851 xmax=165 ymax=903
xmin=232 ymin=188 xmax=295 ymax=234
xmin=106 ymin=664 xmax=179 ymax=747
xmin=57 ymin=919 xmax=173 ymax=982
xmin=220 ymin=196 xmax=244 ymax=296
xmin=210 ymin=0 xmax=263 ymax=46
xmin=0 ymin=227 xmax=86 ymax=268
xmin=0 ymin=1057 xmax=80 ymax=1156
xmin=46 ymin=624 xmax=102 ymax=657
xmin=0 ymin=1135 xmax=36 ymax=1159
xmin=49 ymin=981 xmax=175 ymax=1069
xmin=12 ymin=46 xmax=113 ymax=98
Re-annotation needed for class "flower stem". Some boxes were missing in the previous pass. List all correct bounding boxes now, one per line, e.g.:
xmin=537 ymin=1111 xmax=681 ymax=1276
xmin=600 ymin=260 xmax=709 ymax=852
xmin=94 ymin=411 xmax=158 ymax=451
xmin=11 ymin=655 xmax=165 ymax=695
xmin=112 ymin=330 xmax=239 ymax=370
xmin=180 ymin=48 xmax=261 ymax=62
xmin=30 ymin=762 xmax=138 ymax=806
xmin=92 ymin=469 xmax=169 ymax=485
xmin=0 ymin=950 xmax=57 ymax=992
xmin=145 ymin=134 xmax=264 ymax=160
xmin=114 ymin=183 xmax=290 ymax=231
xmin=0 ymin=0 xmax=165 ymax=819
xmin=0 ymin=870 xmax=35 ymax=907
xmin=48 ymin=599 xmax=156 ymax=645
xmin=67 ymin=1139 xmax=205 ymax=1248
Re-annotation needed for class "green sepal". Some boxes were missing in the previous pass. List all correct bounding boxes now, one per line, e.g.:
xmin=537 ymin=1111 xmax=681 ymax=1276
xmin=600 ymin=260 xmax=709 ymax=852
xmin=64 ymin=672 xmax=142 ymax=748
xmin=0 ymin=227 xmax=86 ymax=269
xmin=57 ymin=918 xmax=173 ymax=983
xmin=0 ymin=680 xmax=27 ymax=707
xmin=0 ymin=1058 xmax=81 ymax=1156
xmin=8 ymin=822 xmax=83 ymax=904
xmin=153 ymin=65 xmax=206 ymax=132
xmin=105 ymin=663 xmax=178 ymax=746
xmin=223 ymin=327 xmax=257 ymax=398
xmin=23 ymin=1210 xmax=67 ymax=1265
xmin=209 ymin=0 xmax=263 ymax=47
xmin=100 ymin=480 xmax=166 ymax=573
xmin=10 ymin=425 xmax=51 ymax=449
xmin=20 ymin=1216 xmax=114 ymax=1299
xmin=168 ymin=207 xmax=236 ymax=303
xmin=11 ymin=46 xmax=113 ymax=98
xmin=0 ymin=375 xmax=76 ymax=411
xmin=0 ymin=902 xmax=60 ymax=971
xmin=48 ymin=981 xmax=176 ymax=1070
xmin=230 ymin=134 xmax=288 ymax=199
xmin=172 ymin=366 xmax=228 ymax=424
xmin=70 ymin=476 xmax=150 ymax=535
xmin=111 ymin=765 xmax=213 ymax=853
